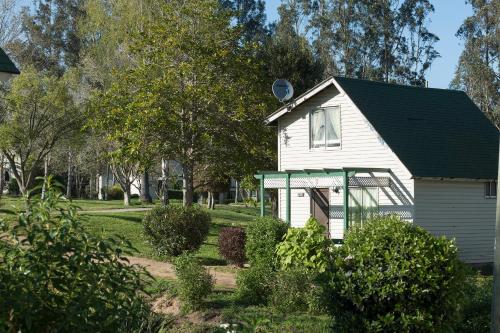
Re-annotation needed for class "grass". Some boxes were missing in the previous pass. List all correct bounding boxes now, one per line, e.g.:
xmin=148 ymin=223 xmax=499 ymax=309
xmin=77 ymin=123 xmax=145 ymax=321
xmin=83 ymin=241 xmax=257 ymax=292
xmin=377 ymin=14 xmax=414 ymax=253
xmin=79 ymin=203 xmax=263 ymax=266
xmin=0 ymin=195 xmax=155 ymax=216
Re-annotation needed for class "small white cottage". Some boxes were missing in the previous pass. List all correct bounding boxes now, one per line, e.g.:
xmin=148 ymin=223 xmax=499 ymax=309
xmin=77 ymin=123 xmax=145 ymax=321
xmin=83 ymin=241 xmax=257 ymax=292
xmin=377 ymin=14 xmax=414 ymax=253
xmin=257 ymin=76 xmax=498 ymax=264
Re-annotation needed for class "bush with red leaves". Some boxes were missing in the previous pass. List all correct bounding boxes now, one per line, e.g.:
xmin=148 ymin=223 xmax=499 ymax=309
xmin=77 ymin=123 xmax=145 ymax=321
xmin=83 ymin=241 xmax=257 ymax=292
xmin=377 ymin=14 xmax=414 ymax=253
xmin=218 ymin=227 xmax=246 ymax=267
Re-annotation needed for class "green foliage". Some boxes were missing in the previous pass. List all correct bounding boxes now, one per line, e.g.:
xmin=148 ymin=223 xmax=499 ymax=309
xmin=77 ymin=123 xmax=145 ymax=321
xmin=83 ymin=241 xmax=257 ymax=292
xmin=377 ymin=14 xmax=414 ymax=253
xmin=454 ymin=272 xmax=492 ymax=333
xmin=329 ymin=215 xmax=465 ymax=333
xmin=107 ymin=184 xmax=124 ymax=200
xmin=143 ymin=205 xmax=211 ymax=256
xmin=0 ymin=178 xmax=150 ymax=332
xmin=270 ymin=268 xmax=327 ymax=314
xmin=245 ymin=216 xmax=288 ymax=267
xmin=174 ymin=253 xmax=214 ymax=311
xmin=236 ymin=263 xmax=276 ymax=305
xmin=276 ymin=217 xmax=331 ymax=273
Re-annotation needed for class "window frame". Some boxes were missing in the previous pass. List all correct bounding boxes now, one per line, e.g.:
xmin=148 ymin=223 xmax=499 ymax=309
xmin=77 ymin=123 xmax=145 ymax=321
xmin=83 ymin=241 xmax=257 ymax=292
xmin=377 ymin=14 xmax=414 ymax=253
xmin=348 ymin=187 xmax=379 ymax=226
xmin=485 ymin=181 xmax=497 ymax=199
xmin=309 ymin=106 xmax=341 ymax=150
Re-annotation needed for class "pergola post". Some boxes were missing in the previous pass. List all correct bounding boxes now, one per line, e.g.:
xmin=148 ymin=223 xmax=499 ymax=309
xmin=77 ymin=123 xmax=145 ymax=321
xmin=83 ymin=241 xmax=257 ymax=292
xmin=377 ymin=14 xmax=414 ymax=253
xmin=343 ymin=170 xmax=349 ymax=231
xmin=260 ymin=174 xmax=265 ymax=217
xmin=285 ymin=172 xmax=291 ymax=225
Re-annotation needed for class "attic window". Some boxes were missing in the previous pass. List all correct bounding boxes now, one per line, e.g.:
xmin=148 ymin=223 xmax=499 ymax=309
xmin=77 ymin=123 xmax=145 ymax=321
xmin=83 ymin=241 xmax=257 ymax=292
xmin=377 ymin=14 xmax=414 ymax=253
xmin=485 ymin=181 xmax=497 ymax=199
xmin=310 ymin=106 xmax=341 ymax=148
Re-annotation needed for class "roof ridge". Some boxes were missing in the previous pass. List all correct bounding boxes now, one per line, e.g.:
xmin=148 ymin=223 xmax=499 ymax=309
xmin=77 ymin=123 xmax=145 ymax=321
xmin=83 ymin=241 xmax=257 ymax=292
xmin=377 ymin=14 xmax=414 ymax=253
xmin=333 ymin=75 xmax=464 ymax=93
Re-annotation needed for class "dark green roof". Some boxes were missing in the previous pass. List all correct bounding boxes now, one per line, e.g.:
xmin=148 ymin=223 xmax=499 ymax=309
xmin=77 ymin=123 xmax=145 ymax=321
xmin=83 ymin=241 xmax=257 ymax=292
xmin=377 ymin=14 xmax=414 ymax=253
xmin=0 ymin=47 xmax=20 ymax=74
xmin=334 ymin=76 xmax=499 ymax=179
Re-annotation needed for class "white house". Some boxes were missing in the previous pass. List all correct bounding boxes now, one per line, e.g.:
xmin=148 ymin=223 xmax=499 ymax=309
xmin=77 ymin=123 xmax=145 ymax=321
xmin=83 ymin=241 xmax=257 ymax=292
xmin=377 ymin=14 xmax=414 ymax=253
xmin=257 ymin=76 xmax=498 ymax=264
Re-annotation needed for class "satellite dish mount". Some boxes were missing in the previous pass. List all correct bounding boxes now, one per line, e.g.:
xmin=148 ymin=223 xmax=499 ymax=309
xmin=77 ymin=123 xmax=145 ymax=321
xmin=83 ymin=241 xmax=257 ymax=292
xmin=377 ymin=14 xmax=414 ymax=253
xmin=272 ymin=79 xmax=294 ymax=103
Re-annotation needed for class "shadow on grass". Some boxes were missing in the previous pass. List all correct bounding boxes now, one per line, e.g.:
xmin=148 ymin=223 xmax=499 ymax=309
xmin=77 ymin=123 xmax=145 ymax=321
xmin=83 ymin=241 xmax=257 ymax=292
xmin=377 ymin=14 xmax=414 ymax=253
xmin=85 ymin=214 xmax=144 ymax=224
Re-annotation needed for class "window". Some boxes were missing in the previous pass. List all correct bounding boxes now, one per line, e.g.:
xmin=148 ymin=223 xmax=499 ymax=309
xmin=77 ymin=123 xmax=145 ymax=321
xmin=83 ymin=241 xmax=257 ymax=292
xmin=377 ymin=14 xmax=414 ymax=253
xmin=310 ymin=106 xmax=341 ymax=148
xmin=349 ymin=188 xmax=379 ymax=226
xmin=485 ymin=181 xmax=497 ymax=199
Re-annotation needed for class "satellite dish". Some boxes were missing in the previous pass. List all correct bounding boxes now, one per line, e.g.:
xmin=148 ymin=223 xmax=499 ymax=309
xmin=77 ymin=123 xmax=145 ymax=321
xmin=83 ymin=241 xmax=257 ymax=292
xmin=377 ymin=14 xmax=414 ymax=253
xmin=272 ymin=79 xmax=294 ymax=102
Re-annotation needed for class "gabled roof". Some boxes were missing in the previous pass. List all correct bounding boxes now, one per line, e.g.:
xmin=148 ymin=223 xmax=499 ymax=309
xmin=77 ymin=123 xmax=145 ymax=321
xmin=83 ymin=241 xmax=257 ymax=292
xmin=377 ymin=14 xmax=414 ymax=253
xmin=0 ymin=47 xmax=20 ymax=74
xmin=267 ymin=76 xmax=499 ymax=179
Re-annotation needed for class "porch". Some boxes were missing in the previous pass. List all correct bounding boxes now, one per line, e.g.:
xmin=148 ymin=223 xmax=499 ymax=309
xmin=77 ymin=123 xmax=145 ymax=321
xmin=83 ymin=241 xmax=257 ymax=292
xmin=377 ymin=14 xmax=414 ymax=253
xmin=254 ymin=168 xmax=392 ymax=240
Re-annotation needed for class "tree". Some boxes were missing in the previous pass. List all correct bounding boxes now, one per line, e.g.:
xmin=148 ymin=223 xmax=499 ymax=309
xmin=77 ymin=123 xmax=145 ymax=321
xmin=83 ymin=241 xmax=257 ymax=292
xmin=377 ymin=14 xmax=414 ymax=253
xmin=221 ymin=0 xmax=269 ymax=44
xmin=451 ymin=0 xmax=499 ymax=127
xmin=263 ymin=3 xmax=323 ymax=95
xmin=106 ymin=0 xmax=273 ymax=206
xmin=0 ymin=68 xmax=79 ymax=195
xmin=8 ymin=0 xmax=85 ymax=76
xmin=0 ymin=0 xmax=22 ymax=48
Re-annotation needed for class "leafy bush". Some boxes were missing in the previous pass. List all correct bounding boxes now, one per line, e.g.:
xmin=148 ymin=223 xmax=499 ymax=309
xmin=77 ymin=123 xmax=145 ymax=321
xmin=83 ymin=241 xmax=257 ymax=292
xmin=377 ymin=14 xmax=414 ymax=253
xmin=245 ymin=216 xmax=288 ymax=267
xmin=270 ymin=268 xmax=328 ymax=314
xmin=236 ymin=262 xmax=276 ymax=305
xmin=329 ymin=215 xmax=465 ymax=333
xmin=174 ymin=253 xmax=213 ymax=311
xmin=454 ymin=272 xmax=492 ymax=333
xmin=143 ymin=205 xmax=210 ymax=256
xmin=276 ymin=217 xmax=331 ymax=273
xmin=218 ymin=227 xmax=246 ymax=266
xmin=107 ymin=184 xmax=124 ymax=200
xmin=0 ymin=178 xmax=150 ymax=332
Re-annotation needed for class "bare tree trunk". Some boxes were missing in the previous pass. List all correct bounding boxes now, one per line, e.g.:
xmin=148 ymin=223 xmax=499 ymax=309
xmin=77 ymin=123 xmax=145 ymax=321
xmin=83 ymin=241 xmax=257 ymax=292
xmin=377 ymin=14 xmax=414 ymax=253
xmin=0 ymin=155 xmax=4 ymax=199
xmin=161 ymin=158 xmax=169 ymax=206
xmin=182 ymin=162 xmax=194 ymax=206
xmin=105 ymin=164 xmax=110 ymax=200
xmin=41 ymin=155 xmax=49 ymax=199
xmin=89 ymin=175 xmax=93 ymax=199
xmin=66 ymin=151 xmax=72 ymax=199
xmin=123 ymin=184 xmax=131 ymax=206
xmin=234 ymin=180 xmax=239 ymax=203
xmin=140 ymin=170 xmax=152 ymax=203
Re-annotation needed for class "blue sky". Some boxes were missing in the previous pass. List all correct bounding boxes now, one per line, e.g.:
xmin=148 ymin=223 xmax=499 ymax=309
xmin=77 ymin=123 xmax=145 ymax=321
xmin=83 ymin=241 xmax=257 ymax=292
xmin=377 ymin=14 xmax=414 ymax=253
xmin=265 ymin=0 xmax=472 ymax=88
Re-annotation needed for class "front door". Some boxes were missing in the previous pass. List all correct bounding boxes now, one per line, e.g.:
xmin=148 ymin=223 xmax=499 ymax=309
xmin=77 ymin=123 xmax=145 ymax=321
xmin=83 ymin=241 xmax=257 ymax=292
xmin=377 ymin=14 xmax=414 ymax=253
xmin=310 ymin=188 xmax=330 ymax=237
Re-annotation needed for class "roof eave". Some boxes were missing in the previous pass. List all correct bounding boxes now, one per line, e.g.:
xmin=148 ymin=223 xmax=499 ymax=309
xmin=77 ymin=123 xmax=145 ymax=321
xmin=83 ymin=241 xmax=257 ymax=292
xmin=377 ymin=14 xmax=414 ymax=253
xmin=265 ymin=77 xmax=340 ymax=125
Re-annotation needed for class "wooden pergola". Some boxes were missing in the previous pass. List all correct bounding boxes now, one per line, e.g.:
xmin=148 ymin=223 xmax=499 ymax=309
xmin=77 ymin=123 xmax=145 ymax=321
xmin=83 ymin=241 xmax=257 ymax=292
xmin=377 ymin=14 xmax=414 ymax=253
xmin=254 ymin=167 xmax=391 ymax=231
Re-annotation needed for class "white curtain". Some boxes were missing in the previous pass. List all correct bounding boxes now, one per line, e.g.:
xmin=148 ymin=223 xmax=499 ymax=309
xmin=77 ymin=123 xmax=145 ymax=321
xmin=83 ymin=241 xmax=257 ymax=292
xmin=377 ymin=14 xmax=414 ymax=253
xmin=326 ymin=107 xmax=340 ymax=146
xmin=311 ymin=110 xmax=325 ymax=147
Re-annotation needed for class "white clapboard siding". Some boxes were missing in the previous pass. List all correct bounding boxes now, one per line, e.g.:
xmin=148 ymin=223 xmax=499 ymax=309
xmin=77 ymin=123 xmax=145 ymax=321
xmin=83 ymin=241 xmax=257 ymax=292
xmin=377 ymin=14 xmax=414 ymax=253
xmin=414 ymin=180 xmax=496 ymax=263
xmin=277 ymin=85 xmax=414 ymax=238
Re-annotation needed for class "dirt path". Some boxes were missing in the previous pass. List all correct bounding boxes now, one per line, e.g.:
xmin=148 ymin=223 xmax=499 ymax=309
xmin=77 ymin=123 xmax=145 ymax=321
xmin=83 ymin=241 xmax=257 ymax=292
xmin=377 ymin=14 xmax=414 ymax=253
xmin=126 ymin=256 xmax=237 ymax=289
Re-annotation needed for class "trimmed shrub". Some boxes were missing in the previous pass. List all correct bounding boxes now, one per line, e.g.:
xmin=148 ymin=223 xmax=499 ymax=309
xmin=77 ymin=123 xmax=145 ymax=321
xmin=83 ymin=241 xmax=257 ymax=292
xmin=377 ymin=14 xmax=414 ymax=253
xmin=270 ymin=268 xmax=328 ymax=314
xmin=107 ymin=184 xmax=124 ymax=200
xmin=143 ymin=205 xmax=211 ymax=256
xmin=276 ymin=217 xmax=331 ymax=273
xmin=218 ymin=227 xmax=246 ymax=266
xmin=235 ymin=262 xmax=275 ymax=305
xmin=174 ymin=253 xmax=213 ymax=311
xmin=329 ymin=215 xmax=465 ymax=333
xmin=0 ymin=179 xmax=150 ymax=332
xmin=245 ymin=216 xmax=288 ymax=267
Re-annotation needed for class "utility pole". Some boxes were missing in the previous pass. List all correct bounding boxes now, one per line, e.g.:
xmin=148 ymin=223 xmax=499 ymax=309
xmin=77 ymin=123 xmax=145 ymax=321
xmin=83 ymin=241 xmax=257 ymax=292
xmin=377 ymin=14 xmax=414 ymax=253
xmin=492 ymin=138 xmax=500 ymax=332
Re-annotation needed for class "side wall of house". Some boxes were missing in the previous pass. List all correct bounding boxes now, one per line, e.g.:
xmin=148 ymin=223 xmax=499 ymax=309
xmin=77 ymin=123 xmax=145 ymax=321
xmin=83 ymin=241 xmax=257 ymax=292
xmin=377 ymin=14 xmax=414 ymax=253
xmin=277 ymin=85 xmax=414 ymax=239
xmin=414 ymin=180 xmax=496 ymax=263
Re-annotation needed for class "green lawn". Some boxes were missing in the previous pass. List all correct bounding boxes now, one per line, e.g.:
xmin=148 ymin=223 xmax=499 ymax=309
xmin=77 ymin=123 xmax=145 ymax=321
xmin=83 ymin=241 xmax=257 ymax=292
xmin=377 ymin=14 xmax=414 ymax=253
xmin=80 ymin=203 xmax=262 ymax=265
xmin=0 ymin=196 xmax=155 ymax=216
